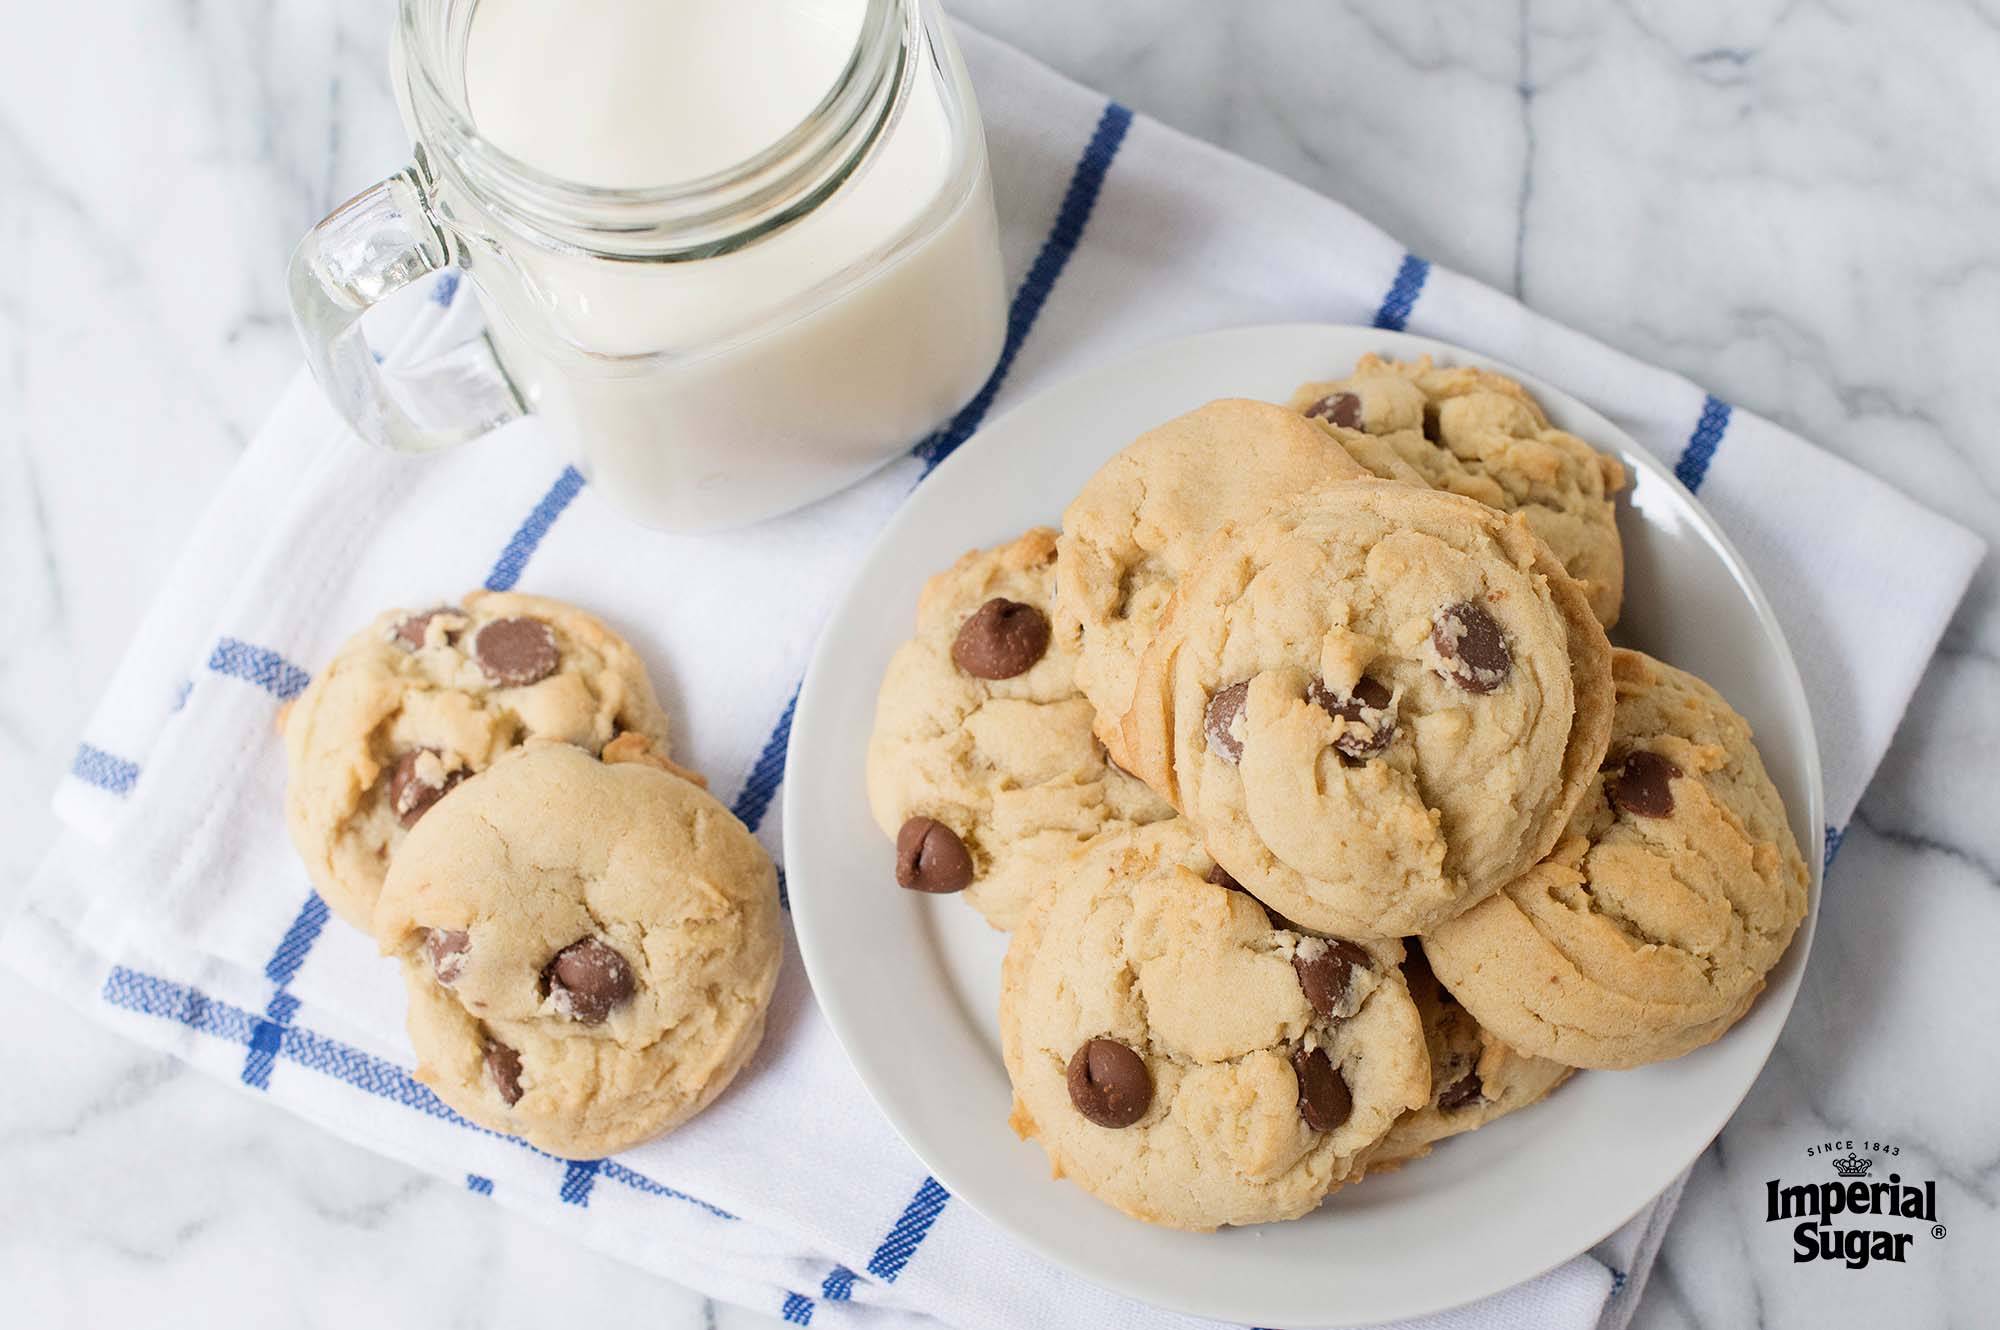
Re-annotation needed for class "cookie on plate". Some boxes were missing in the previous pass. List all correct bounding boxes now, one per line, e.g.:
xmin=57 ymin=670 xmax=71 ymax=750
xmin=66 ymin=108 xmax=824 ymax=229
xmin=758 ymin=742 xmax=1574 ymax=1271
xmin=374 ymin=741 xmax=781 ymax=1159
xmin=1358 ymin=944 xmax=1572 ymax=1174
xmin=1054 ymin=398 xmax=1369 ymax=767
xmin=1287 ymin=355 xmax=1627 ymax=627
xmin=1120 ymin=480 xmax=1615 ymax=939
xmin=282 ymin=590 xmax=674 ymax=930
xmin=866 ymin=527 xmax=1174 ymax=930
xmin=1000 ymin=821 xmax=1429 ymax=1230
xmin=1422 ymin=649 xmax=1808 ymax=1069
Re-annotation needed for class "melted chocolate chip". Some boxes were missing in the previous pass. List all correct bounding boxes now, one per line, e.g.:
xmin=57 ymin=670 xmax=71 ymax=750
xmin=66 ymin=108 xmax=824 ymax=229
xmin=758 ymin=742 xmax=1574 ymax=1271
xmin=950 ymin=598 xmax=1051 ymax=679
xmin=485 ymin=1039 xmax=524 ymax=1106
xmin=425 ymin=929 xmax=470 ymax=987
xmin=545 ymin=938 xmax=636 ymax=1024
xmin=1308 ymin=675 xmax=1396 ymax=762
xmin=1437 ymin=1072 xmax=1485 ymax=1112
xmin=389 ymin=749 xmax=466 ymax=828
xmin=1305 ymin=391 xmax=1363 ymax=429
xmin=392 ymin=608 xmax=455 ymax=650
xmin=1066 ymin=1038 xmax=1152 ymax=1128
xmin=472 ymin=617 xmax=560 ymax=687
xmin=895 ymin=816 xmax=974 ymax=893
xmin=1431 ymin=602 xmax=1512 ymax=693
xmin=1291 ymin=937 xmax=1373 ymax=1019
xmin=1609 ymin=750 xmax=1681 ymax=818
xmin=1291 ymin=1046 xmax=1353 ymax=1132
xmin=1203 ymin=680 xmax=1252 ymax=763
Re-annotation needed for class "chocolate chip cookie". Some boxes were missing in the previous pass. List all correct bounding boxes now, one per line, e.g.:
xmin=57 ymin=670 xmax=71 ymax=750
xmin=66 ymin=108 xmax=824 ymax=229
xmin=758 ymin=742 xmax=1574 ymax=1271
xmin=1358 ymin=944 xmax=1572 ymax=1174
xmin=999 ymin=821 xmax=1429 ymax=1230
xmin=282 ymin=590 xmax=672 ymax=930
xmin=1422 ymin=650 xmax=1808 ymax=1068
xmin=1054 ymin=398 xmax=1369 ymax=768
xmin=866 ymin=528 xmax=1174 ymax=930
xmin=1119 ymin=480 xmax=1615 ymax=939
xmin=1288 ymin=355 xmax=1627 ymax=627
xmin=374 ymin=741 xmax=781 ymax=1158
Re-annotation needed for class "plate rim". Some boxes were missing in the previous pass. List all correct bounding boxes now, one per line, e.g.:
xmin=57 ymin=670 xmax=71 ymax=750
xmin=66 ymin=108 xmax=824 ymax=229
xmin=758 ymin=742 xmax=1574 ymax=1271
xmin=784 ymin=322 xmax=1825 ymax=1326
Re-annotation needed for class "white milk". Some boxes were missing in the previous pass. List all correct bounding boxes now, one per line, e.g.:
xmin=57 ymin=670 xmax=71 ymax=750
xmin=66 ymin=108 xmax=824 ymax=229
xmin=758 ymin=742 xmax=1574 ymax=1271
xmin=447 ymin=0 xmax=1006 ymax=529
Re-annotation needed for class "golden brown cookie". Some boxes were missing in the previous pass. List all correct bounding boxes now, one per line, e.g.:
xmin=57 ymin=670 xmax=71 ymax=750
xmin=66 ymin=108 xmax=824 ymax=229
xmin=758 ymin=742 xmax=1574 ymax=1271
xmin=1422 ymin=650 xmax=1809 ymax=1069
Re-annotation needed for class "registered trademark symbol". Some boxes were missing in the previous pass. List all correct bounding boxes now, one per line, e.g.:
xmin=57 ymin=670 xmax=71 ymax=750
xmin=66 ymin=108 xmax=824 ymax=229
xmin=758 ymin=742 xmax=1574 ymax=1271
xmin=1932 ymin=1224 xmax=1947 ymax=1239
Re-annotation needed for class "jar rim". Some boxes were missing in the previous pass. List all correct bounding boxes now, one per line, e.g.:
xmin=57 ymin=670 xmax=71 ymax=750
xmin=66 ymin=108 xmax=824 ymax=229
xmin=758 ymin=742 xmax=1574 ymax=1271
xmin=398 ymin=0 xmax=913 ymax=259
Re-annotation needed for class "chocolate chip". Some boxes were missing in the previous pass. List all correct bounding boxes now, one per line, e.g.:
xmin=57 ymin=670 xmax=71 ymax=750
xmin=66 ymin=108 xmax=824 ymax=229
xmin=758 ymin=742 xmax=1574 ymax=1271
xmin=1431 ymin=602 xmax=1512 ymax=693
xmin=894 ymin=816 xmax=974 ymax=893
xmin=389 ymin=749 xmax=466 ymax=828
xmin=425 ymin=929 xmax=470 ymax=986
xmin=1292 ymin=1046 xmax=1353 ymax=1132
xmin=1309 ymin=675 xmax=1396 ymax=762
xmin=545 ymin=938 xmax=636 ymax=1024
xmin=1305 ymin=391 xmax=1363 ymax=429
xmin=1438 ymin=1072 xmax=1485 ymax=1112
xmin=392 ymin=608 xmax=455 ymax=650
xmin=951 ymin=598 xmax=1051 ymax=679
xmin=1203 ymin=680 xmax=1251 ymax=763
xmin=1066 ymin=1038 xmax=1152 ymax=1128
xmin=1422 ymin=405 xmax=1443 ymax=443
xmin=485 ymin=1038 xmax=524 ymax=1106
xmin=1609 ymin=750 xmax=1681 ymax=818
xmin=1291 ymin=937 xmax=1372 ymax=1019
xmin=472 ymin=616 xmax=560 ymax=686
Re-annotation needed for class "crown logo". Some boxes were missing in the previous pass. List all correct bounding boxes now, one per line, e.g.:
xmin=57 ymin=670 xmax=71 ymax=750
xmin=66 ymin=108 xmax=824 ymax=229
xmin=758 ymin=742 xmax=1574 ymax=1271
xmin=1831 ymin=1153 xmax=1873 ymax=1178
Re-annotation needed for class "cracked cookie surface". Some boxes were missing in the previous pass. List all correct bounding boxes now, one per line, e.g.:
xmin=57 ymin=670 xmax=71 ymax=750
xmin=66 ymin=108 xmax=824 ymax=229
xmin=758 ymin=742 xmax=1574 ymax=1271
xmin=1288 ymin=355 xmax=1627 ymax=627
xmin=282 ymin=589 xmax=672 ymax=930
xmin=1054 ymin=399 xmax=1369 ymax=768
xmin=999 ymin=821 xmax=1428 ymax=1230
xmin=1121 ymin=480 xmax=1614 ymax=939
xmin=1359 ymin=944 xmax=1572 ymax=1173
xmin=1421 ymin=650 xmax=1808 ymax=1069
xmin=374 ymin=741 xmax=781 ymax=1158
xmin=866 ymin=528 xmax=1173 ymax=930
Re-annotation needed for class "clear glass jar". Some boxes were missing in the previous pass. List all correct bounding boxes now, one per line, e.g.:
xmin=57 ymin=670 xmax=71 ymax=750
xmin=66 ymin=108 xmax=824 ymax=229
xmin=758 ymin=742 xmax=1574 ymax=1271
xmin=289 ymin=0 xmax=1006 ymax=530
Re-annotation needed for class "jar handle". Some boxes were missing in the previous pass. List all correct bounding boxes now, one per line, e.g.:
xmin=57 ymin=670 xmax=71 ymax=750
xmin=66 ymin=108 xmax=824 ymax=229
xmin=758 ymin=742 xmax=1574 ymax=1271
xmin=287 ymin=163 xmax=523 ymax=453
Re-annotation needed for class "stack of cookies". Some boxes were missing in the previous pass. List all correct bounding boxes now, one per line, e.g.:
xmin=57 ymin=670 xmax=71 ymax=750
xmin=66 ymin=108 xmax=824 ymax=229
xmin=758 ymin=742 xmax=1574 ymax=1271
xmin=866 ymin=358 xmax=1809 ymax=1231
xmin=281 ymin=591 xmax=783 ymax=1159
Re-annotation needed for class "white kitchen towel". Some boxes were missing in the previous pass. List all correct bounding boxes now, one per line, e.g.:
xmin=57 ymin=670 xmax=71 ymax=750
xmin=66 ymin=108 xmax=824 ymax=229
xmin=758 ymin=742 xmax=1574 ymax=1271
xmin=6 ymin=26 xmax=1982 ymax=1330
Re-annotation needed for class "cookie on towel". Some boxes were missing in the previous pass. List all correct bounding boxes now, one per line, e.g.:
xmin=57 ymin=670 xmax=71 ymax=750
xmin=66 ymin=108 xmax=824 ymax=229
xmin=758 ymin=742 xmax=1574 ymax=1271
xmin=1000 ymin=821 xmax=1429 ymax=1230
xmin=866 ymin=527 xmax=1173 ymax=930
xmin=282 ymin=590 xmax=673 ymax=930
xmin=1054 ymin=398 xmax=1369 ymax=767
xmin=1421 ymin=650 xmax=1809 ymax=1069
xmin=1288 ymin=355 xmax=1627 ymax=627
xmin=1119 ymin=480 xmax=1615 ymax=939
xmin=375 ymin=741 xmax=781 ymax=1159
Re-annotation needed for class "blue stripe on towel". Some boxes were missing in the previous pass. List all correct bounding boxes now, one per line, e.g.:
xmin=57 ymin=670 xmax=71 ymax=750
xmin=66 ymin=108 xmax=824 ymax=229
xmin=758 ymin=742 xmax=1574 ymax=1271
xmin=731 ymin=685 xmax=800 ymax=834
xmin=1674 ymin=395 xmax=1732 ymax=493
xmin=71 ymin=742 xmax=140 ymax=796
xmin=100 ymin=964 xmax=732 ymax=1218
xmin=1824 ymin=823 xmax=1847 ymax=871
xmin=432 ymin=270 xmax=461 ymax=306
xmin=914 ymin=100 xmax=1133 ymax=475
xmin=865 ymin=1175 xmax=951 ymax=1283
xmin=781 ymin=1293 xmax=816 ymax=1325
xmin=486 ymin=464 xmax=587 ymax=591
xmin=242 ymin=893 xmax=331 ymax=1089
xmin=207 ymin=637 xmax=312 ymax=701
xmin=820 ymin=1265 xmax=859 ymax=1301
xmin=1372 ymin=254 xmax=1430 ymax=331
xmin=466 ymin=1174 xmax=494 ymax=1196
xmin=559 ymin=1159 xmax=601 ymax=1206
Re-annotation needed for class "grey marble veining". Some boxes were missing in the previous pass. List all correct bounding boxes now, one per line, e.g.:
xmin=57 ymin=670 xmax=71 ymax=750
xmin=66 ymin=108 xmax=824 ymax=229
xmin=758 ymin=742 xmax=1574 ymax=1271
xmin=2 ymin=1 xmax=1992 ymax=1326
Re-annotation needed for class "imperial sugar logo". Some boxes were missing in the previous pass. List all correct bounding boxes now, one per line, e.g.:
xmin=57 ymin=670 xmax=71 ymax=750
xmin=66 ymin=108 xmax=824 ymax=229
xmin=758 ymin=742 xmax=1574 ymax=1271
xmin=1763 ymin=1138 xmax=1947 ymax=1269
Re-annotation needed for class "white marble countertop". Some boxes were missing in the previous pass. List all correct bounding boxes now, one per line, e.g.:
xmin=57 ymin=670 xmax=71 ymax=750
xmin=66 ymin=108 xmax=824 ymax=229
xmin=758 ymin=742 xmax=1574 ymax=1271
xmin=3 ymin=2 xmax=1993 ymax=1327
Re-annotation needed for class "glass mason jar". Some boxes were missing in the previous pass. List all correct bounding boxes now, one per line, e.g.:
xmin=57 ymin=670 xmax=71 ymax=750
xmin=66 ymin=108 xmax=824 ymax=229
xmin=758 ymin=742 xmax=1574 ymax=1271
xmin=289 ymin=0 xmax=1006 ymax=530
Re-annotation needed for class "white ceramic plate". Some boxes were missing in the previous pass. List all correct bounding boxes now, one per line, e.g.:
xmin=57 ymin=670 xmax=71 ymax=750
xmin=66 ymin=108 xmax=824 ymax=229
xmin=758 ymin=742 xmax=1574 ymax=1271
xmin=784 ymin=325 xmax=1823 ymax=1328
